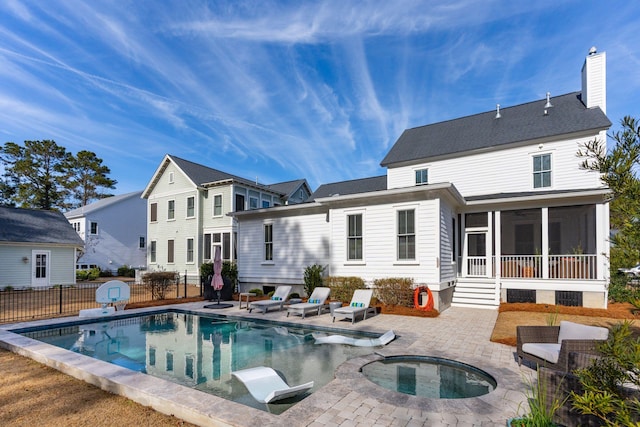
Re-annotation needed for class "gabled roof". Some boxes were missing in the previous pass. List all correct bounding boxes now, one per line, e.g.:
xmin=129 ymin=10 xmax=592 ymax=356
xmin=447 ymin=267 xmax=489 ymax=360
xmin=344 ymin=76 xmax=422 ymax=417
xmin=266 ymin=179 xmax=312 ymax=201
xmin=142 ymin=154 xmax=307 ymax=199
xmin=309 ymin=175 xmax=387 ymax=201
xmin=0 ymin=206 xmax=84 ymax=246
xmin=64 ymin=191 xmax=143 ymax=219
xmin=381 ymin=92 xmax=611 ymax=167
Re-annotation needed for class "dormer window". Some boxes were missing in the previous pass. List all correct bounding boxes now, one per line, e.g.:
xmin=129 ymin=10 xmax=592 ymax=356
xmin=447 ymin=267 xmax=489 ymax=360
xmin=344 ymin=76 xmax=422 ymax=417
xmin=533 ymin=154 xmax=552 ymax=188
xmin=415 ymin=168 xmax=428 ymax=185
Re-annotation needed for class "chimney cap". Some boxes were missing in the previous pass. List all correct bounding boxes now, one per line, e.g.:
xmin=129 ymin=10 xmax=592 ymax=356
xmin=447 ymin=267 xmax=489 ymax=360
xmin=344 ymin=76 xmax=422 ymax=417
xmin=589 ymin=46 xmax=597 ymax=55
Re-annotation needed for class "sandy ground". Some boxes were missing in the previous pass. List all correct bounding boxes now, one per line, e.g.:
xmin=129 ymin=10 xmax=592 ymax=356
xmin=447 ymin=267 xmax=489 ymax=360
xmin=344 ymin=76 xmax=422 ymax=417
xmin=1 ymin=301 xmax=636 ymax=426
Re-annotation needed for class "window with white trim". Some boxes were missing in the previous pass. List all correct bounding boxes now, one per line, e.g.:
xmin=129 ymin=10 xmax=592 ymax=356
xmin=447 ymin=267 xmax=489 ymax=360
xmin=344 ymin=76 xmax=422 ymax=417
xmin=150 ymin=203 xmax=157 ymax=222
xmin=347 ymin=214 xmax=363 ymax=261
xmin=398 ymin=209 xmax=415 ymax=260
xmin=186 ymin=196 xmax=195 ymax=218
xmin=139 ymin=236 xmax=145 ymax=249
xmin=186 ymin=238 xmax=194 ymax=263
xmin=90 ymin=222 xmax=98 ymax=234
xmin=167 ymin=200 xmax=175 ymax=220
xmin=150 ymin=241 xmax=157 ymax=263
xmin=264 ymin=224 xmax=273 ymax=261
xmin=415 ymin=169 xmax=428 ymax=185
xmin=167 ymin=239 xmax=174 ymax=263
xmin=213 ymin=194 xmax=223 ymax=216
xmin=533 ymin=153 xmax=551 ymax=188
xmin=168 ymin=172 xmax=174 ymax=184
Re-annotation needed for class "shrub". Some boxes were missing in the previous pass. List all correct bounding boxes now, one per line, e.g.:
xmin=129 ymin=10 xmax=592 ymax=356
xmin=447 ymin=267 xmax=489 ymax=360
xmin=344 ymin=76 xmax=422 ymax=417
xmin=201 ymin=261 xmax=238 ymax=292
xmin=76 ymin=270 xmax=89 ymax=280
xmin=99 ymin=269 xmax=113 ymax=277
xmin=267 ymin=290 xmax=275 ymax=298
xmin=303 ymin=263 xmax=326 ymax=297
xmin=373 ymin=278 xmax=414 ymax=307
xmin=87 ymin=268 xmax=101 ymax=280
xmin=571 ymin=321 xmax=640 ymax=426
xmin=608 ymin=275 xmax=639 ymax=303
xmin=289 ymin=292 xmax=300 ymax=299
xmin=117 ymin=265 xmax=135 ymax=277
xmin=142 ymin=271 xmax=178 ymax=300
xmin=248 ymin=288 xmax=264 ymax=297
xmin=324 ymin=276 xmax=366 ymax=303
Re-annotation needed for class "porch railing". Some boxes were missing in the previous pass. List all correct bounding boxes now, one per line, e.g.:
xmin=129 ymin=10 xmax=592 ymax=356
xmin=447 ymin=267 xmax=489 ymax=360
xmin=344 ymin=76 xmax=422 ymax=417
xmin=465 ymin=254 xmax=597 ymax=280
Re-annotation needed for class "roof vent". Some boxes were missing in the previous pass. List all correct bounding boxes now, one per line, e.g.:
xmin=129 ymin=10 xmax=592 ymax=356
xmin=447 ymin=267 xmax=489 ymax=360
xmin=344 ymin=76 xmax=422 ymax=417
xmin=589 ymin=46 xmax=597 ymax=55
xmin=544 ymin=92 xmax=553 ymax=115
xmin=495 ymin=104 xmax=501 ymax=119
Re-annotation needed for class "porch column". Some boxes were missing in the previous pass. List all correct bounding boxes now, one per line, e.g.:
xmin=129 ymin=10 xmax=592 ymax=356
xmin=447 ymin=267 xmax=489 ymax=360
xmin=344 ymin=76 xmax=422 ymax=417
xmin=494 ymin=210 xmax=501 ymax=305
xmin=542 ymin=207 xmax=549 ymax=279
xmin=461 ymin=214 xmax=467 ymax=276
xmin=596 ymin=203 xmax=609 ymax=282
xmin=486 ymin=211 xmax=492 ymax=279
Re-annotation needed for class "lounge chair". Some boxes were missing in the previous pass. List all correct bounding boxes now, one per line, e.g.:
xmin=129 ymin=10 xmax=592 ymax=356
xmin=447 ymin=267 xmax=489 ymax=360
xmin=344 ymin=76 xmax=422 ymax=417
xmin=232 ymin=366 xmax=314 ymax=403
xmin=79 ymin=280 xmax=130 ymax=317
xmin=332 ymin=289 xmax=376 ymax=324
xmin=517 ymin=320 xmax=609 ymax=371
xmin=286 ymin=287 xmax=331 ymax=319
xmin=249 ymin=286 xmax=292 ymax=313
xmin=313 ymin=330 xmax=395 ymax=347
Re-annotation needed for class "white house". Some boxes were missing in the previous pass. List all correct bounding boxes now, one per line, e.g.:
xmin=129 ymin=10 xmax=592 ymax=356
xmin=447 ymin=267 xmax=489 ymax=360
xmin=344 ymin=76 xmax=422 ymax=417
xmin=142 ymin=154 xmax=312 ymax=280
xmin=65 ymin=191 xmax=147 ymax=272
xmin=231 ymin=48 xmax=611 ymax=311
xmin=0 ymin=206 xmax=83 ymax=288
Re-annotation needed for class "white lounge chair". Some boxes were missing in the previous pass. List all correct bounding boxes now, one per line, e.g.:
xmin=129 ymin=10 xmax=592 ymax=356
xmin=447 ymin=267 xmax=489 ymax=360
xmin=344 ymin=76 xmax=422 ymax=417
xmin=286 ymin=287 xmax=331 ymax=319
xmin=232 ymin=366 xmax=314 ymax=403
xmin=332 ymin=289 xmax=376 ymax=324
xmin=249 ymin=286 xmax=292 ymax=313
xmin=313 ymin=330 xmax=395 ymax=347
xmin=79 ymin=280 xmax=130 ymax=317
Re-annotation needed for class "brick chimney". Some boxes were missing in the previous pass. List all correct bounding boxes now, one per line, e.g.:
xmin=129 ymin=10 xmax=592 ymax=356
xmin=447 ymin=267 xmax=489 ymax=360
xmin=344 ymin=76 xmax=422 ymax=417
xmin=581 ymin=46 xmax=606 ymax=114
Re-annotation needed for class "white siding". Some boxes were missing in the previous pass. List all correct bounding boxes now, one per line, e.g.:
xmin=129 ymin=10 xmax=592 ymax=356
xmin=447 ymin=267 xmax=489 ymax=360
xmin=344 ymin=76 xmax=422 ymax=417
xmin=439 ymin=201 xmax=456 ymax=282
xmin=237 ymin=212 xmax=330 ymax=286
xmin=0 ymin=245 xmax=75 ymax=288
xmin=387 ymin=136 xmax=604 ymax=197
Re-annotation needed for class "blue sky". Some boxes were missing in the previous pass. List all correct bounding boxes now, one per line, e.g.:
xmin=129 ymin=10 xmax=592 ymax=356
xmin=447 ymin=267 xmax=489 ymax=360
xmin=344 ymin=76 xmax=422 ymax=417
xmin=1 ymin=1 xmax=639 ymax=195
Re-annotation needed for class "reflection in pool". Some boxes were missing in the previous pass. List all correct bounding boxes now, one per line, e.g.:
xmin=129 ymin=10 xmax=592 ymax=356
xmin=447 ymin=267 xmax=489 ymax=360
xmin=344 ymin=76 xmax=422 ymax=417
xmin=21 ymin=311 xmax=374 ymax=414
xmin=361 ymin=355 xmax=496 ymax=399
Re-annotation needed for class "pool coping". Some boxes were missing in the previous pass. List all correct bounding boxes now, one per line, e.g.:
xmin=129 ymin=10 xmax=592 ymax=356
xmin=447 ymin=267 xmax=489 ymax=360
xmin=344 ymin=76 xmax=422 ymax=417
xmin=0 ymin=303 xmax=530 ymax=426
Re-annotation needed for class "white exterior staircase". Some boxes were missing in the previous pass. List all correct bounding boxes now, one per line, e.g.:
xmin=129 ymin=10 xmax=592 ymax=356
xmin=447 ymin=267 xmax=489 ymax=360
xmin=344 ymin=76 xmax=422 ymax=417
xmin=451 ymin=278 xmax=499 ymax=309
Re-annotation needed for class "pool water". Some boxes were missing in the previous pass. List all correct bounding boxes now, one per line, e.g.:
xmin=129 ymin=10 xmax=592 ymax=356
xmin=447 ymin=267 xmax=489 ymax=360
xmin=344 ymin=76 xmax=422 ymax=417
xmin=21 ymin=311 xmax=373 ymax=414
xmin=361 ymin=355 xmax=496 ymax=399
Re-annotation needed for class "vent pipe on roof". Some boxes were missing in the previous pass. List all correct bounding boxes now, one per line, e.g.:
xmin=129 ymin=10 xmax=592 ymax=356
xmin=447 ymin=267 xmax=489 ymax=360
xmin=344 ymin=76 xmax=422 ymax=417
xmin=543 ymin=92 xmax=553 ymax=115
xmin=495 ymin=104 xmax=501 ymax=119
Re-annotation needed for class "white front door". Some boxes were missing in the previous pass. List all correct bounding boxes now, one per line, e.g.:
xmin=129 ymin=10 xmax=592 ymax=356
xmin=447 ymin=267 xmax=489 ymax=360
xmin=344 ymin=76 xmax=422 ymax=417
xmin=32 ymin=250 xmax=50 ymax=287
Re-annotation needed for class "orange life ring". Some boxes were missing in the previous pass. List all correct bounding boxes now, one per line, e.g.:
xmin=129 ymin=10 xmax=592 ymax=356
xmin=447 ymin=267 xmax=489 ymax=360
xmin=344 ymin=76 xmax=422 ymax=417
xmin=413 ymin=286 xmax=434 ymax=311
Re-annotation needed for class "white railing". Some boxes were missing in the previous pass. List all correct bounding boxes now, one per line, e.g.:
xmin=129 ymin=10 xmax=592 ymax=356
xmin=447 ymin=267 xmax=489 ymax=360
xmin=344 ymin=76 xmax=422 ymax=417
xmin=463 ymin=254 xmax=597 ymax=279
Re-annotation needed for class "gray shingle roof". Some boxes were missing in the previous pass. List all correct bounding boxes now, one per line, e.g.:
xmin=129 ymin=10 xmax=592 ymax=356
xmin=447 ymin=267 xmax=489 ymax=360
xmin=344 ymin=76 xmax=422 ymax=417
xmin=0 ymin=206 xmax=84 ymax=245
xmin=170 ymin=155 xmax=262 ymax=188
xmin=309 ymin=175 xmax=387 ymax=201
xmin=266 ymin=179 xmax=312 ymax=200
xmin=381 ymin=92 xmax=611 ymax=167
xmin=64 ymin=191 xmax=142 ymax=218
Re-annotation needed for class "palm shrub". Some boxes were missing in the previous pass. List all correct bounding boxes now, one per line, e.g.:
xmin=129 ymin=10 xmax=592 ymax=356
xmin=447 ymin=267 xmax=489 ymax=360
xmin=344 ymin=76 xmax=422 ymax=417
xmin=512 ymin=370 xmax=565 ymax=426
xmin=303 ymin=263 xmax=326 ymax=297
xmin=571 ymin=321 xmax=640 ymax=426
xmin=324 ymin=276 xmax=365 ymax=303
xmin=373 ymin=278 xmax=414 ymax=307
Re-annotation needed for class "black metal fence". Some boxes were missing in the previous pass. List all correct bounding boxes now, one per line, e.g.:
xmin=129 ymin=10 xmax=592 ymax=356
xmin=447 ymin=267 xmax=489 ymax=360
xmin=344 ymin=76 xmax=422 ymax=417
xmin=0 ymin=274 xmax=203 ymax=325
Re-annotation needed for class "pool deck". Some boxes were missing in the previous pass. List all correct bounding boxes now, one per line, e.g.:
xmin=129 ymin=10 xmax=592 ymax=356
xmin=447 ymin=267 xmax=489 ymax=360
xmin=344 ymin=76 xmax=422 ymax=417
xmin=0 ymin=302 xmax=532 ymax=427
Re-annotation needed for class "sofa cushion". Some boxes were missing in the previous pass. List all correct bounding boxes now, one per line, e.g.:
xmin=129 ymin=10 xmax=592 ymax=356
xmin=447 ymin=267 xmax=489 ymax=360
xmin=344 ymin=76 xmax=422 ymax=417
xmin=522 ymin=343 xmax=562 ymax=364
xmin=557 ymin=321 xmax=609 ymax=344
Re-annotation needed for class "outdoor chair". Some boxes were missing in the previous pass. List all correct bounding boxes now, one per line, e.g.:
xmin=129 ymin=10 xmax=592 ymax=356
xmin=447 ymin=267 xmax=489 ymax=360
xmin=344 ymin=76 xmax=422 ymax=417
xmin=313 ymin=330 xmax=395 ymax=347
xmin=248 ymin=286 xmax=292 ymax=314
xmin=286 ymin=287 xmax=331 ymax=319
xmin=332 ymin=289 xmax=376 ymax=324
xmin=232 ymin=366 xmax=314 ymax=404
xmin=517 ymin=320 xmax=609 ymax=371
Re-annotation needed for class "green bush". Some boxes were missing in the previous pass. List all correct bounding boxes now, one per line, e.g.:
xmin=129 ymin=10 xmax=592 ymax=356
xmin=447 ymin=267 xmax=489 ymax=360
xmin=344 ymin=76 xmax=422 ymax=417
xmin=571 ymin=321 xmax=640 ymax=426
xmin=142 ymin=271 xmax=178 ymax=300
xmin=267 ymin=290 xmax=275 ymax=298
xmin=324 ymin=276 xmax=366 ymax=303
xmin=248 ymin=288 xmax=264 ymax=297
xmin=373 ymin=278 xmax=414 ymax=307
xmin=98 ymin=269 xmax=113 ymax=277
xmin=117 ymin=265 xmax=135 ymax=277
xmin=201 ymin=261 xmax=238 ymax=292
xmin=289 ymin=292 xmax=300 ymax=299
xmin=76 ymin=270 xmax=89 ymax=280
xmin=608 ymin=275 xmax=639 ymax=303
xmin=303 ymin=263 xmax=326 ymax=297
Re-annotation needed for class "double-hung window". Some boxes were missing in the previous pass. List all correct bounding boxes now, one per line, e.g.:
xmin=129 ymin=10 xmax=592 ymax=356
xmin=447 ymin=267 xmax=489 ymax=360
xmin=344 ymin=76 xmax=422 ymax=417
xmin=167 ymin=239 xmax=175 ymax=263
xmin=186 ymin=238 xmax=194 ymax=263
xmin=168 ymin=200 xmax=175 ymax=220
xmin=533 ymin=154 xmax=551 ymax=188
xmin=186 ymin=196 xmax=195 ymax=218
xmin=213 ymin=195 xmax=223 ymax=216
xmin=90 ymin=222 xmax=98 ymax=234
xmin=150 ymin=203 xmax=158 ymax=222
xmin=264 ymin=224 xmax=273 ymax=261
xmin=415 ymin=168 xmax=428 ymax=185
xmin=150 ymin=241 xmax=157 ymax=263
xmin=347 ymin=214 xmax=363 ymax=261
xmin=398 ymin=209 xmax=415 ymax=260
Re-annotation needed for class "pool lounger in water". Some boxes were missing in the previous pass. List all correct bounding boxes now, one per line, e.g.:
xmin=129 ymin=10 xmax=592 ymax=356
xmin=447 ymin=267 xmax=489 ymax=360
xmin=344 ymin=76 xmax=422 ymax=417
xmin=312 ymin=330 xmax=395 ymax=347
xmin=231 ymin=366 xmax=314 ymax=404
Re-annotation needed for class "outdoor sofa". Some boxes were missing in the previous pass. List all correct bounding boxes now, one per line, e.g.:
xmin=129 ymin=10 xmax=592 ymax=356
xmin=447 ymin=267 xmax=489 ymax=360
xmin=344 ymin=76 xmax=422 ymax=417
xmin=516 ymin=320 xmax=609 ymax=371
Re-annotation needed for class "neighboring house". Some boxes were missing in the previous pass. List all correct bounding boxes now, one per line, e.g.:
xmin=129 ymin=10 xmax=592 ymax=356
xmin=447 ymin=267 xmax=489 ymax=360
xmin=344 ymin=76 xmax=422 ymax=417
xmin=64 ymin=191 xmax=147 ymax=272
xmin=142 ymin=154 xmax=311 ymax=279
xmin=0 ymin=206 xmax=84 ymax=288
xmin=231 ymin=48 xmax=611 ymax=311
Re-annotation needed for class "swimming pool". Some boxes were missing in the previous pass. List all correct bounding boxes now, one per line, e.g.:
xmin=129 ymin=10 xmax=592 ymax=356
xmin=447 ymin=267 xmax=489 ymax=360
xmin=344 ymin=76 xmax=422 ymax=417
xmin=19 ymin=310 xmax=374 ymax=414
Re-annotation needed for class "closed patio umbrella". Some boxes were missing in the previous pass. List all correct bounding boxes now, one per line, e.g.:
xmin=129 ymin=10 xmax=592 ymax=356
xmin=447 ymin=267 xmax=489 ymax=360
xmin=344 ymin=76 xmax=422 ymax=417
xmin=212 ymin=246 xmax=224 ymax=304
